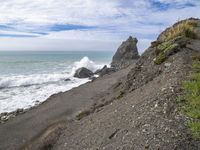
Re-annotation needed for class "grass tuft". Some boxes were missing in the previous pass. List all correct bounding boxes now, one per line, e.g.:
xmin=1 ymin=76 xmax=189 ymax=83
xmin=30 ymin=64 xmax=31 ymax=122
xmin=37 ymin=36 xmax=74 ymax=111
xmin=154 ymin=39 xmax=180 ymax=65
xmin=154 ymin=53 xmax=166 ymax=65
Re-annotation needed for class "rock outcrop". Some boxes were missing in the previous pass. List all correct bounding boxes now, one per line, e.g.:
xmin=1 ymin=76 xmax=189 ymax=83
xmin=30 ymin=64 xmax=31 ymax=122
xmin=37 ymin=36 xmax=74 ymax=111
xmin=111 ymin=36 xmax=140 ymax=70
xmin=74 ymin=67 xmax=94 ymax=78
xmin=95 ymin=65 xmax=115 ymax=77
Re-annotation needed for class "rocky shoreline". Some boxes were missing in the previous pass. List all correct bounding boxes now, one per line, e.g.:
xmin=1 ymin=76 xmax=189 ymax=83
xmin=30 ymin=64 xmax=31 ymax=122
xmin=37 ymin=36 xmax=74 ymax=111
xmin=0 ymin=35 xmax=140 ymax=125
xmin=1 ymin=18 xmax=200 ymax=150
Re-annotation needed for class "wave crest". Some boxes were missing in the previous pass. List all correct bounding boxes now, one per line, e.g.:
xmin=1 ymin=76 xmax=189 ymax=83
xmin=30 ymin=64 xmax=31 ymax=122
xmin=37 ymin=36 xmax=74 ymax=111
xmin=0 ymin=56 xmax=104 ymax=88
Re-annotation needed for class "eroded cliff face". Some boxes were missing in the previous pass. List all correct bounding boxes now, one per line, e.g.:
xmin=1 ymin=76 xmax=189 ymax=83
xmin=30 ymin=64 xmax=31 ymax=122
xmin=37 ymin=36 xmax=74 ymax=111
xmin=125 ymin=18 xmax=200 ymax=91
xmin=111 ymin=36 xmax=140 ymax=70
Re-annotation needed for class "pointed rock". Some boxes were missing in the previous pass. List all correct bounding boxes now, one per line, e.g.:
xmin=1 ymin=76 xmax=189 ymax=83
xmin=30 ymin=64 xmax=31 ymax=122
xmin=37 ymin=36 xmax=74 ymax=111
xmin=111 ymin=36 xmax=140 ymax=70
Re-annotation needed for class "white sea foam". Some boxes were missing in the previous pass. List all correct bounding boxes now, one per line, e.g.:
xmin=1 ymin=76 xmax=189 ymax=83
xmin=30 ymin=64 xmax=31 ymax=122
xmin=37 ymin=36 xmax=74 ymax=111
xmin=0 ymin=56 xmax=103 ymax=89
xmin=0 ymin=78 xmax=89 ymax=113
xmin=0 ymin=56 xmax=107 ymax=113
xmin=70 ymin=56 xmax=104 ymax=76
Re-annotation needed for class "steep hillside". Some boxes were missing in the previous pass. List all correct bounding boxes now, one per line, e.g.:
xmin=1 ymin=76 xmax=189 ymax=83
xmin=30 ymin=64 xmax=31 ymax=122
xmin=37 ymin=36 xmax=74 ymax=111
xmin=22 ymin=18 xmax=200 ymax=150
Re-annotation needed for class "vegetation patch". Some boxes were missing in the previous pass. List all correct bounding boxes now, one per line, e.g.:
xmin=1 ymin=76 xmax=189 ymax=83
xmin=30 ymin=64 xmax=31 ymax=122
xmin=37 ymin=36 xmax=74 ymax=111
xmin=153 ymin=20 xmax=198 ymax=65
xmin=163 ymin=20 xmax=198 ymax=41
xmin=154 ymin=39 xmax=180 ymax=65
xmin=154 ymin=52 xmax=166 ymax=65
xmin=180 ymin=59 xmax=200 ymax=140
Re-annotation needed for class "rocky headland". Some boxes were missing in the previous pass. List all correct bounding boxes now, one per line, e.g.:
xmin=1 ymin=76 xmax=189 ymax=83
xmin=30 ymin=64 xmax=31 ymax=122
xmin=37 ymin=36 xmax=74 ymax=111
xmin=1 ymin=18 xmax=200 ymax=150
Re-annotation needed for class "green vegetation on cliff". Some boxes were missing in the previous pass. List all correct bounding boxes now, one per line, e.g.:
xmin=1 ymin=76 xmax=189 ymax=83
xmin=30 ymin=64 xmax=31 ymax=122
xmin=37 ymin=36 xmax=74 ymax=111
xmin=153 ymin=19 xmax=198 ymax=65
xmin=180 ymin=58 xmax=200 ymax=140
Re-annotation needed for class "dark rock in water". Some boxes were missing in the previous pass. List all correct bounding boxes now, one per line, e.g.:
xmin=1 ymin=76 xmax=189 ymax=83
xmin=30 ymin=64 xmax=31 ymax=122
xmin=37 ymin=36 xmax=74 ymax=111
xmin=74 ymin=67 xmax=94 ymax=78
xmin=64 ymin=78 xmax=71 ymax=81
xmin=95 ymin=65 xmax=115 ymax=77
xmin=111 ymin=36 xmax=140 ymax=70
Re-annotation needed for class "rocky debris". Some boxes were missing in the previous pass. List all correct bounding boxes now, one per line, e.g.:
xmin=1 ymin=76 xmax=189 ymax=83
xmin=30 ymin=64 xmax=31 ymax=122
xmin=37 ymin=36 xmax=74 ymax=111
xmin=0 ymin=108 xmax=24 ymax=124
xmin=111 ymin=36 xmax=140 ymax=70
xmin=95 ymin=65 xmax=116 ymax=77
xmin=74 ymin=67 xmax=94 ymax=78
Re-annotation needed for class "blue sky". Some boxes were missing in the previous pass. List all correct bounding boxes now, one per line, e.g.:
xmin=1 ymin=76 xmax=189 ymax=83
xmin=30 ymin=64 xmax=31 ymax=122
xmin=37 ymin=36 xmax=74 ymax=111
xmin=0 ymin=0 xmax=200 ymax=52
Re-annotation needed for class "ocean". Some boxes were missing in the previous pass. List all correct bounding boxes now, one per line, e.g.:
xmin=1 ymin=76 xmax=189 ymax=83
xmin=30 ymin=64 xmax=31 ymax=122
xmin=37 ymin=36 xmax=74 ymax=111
xmin=0 ymin=51 xmax=114 ymax=113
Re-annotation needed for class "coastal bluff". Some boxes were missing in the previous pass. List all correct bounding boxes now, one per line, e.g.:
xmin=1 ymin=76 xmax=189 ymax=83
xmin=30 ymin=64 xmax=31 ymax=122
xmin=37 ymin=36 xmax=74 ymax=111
xmin=1 ymin=18 xmax=200 ymax=150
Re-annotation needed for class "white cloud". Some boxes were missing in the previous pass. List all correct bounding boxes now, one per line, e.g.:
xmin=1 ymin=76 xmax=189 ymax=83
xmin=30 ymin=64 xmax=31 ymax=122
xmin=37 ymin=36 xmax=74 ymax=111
xmin=0 ymin=0 xmax=199 ymax=52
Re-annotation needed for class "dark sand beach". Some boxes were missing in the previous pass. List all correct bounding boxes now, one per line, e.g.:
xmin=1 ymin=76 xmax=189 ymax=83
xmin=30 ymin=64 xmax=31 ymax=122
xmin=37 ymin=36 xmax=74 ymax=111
xmin=0 ymin=65 xmax=131 ymax=150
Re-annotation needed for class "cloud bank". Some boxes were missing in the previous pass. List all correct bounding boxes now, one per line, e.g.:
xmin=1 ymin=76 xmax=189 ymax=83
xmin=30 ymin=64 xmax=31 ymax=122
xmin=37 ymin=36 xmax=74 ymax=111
xmin=0 ymin=0 xmax=200 ymax=52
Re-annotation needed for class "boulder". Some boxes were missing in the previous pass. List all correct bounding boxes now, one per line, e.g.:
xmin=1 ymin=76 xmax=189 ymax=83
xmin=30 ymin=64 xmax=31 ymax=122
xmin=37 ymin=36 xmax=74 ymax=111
xmin=111 ymin=36 xmax=140 ymax=70
xmin=64 ymin=78 xmax=71 ymax=81
xmin=74 ymin=67 xmax=94 ymax=78
xmin=95 ymin=65 xmax=115 ymax=77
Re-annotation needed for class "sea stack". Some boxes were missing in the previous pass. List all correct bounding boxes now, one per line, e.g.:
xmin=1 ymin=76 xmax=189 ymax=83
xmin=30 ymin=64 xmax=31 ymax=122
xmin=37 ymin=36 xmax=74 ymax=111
xmin=111 ymin=36 xmax=140 ymax=70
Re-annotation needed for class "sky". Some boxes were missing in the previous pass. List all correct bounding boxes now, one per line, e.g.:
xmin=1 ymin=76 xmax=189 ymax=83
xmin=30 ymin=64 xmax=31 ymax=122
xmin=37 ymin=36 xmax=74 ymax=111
xmin=0 ymin=0 xmax=200 ymax=53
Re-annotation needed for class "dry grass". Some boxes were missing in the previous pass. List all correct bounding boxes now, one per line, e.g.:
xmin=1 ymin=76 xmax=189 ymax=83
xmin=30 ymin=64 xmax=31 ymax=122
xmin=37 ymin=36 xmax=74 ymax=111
xmin=163 ymin=20 xmax=198 ymax=41
xmin=154 ymin=19 xmax=198 ymax=65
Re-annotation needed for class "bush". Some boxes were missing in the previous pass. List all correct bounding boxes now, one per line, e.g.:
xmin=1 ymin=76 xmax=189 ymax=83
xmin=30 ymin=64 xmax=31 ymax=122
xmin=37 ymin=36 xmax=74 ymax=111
xmin=154 ymin=39 xmax=179 ymax=65
xmin=154 ymin=53 xmax=166 ymax=65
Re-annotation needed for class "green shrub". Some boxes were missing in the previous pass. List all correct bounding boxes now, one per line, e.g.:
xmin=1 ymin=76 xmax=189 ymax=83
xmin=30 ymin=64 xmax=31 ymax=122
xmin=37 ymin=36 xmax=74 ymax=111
xmin=154 ymin=39 xmax=180 ymax=65
xmin=154 ymin=53 xmax=166 ymax=65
